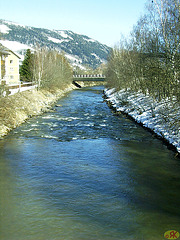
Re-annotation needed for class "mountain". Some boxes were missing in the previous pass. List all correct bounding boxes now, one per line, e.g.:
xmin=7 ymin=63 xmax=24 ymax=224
xmin=0 ymin=19 xmax=111 ymax=69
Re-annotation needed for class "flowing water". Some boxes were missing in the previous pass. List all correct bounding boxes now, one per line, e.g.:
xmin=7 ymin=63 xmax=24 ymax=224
xmin=0 ymin=86 xmax=180 ymax=240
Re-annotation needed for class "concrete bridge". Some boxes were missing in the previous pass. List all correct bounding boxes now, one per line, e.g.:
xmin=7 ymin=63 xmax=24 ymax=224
xmin=73 ymin=74 xmax=106 ymax=82
xmin=72 ymin=74 xmax=106 ymax=88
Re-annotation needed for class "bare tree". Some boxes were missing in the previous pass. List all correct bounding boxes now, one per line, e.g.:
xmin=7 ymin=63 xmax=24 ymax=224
xmin=32 ymin=47 xmax=72 ymax=91
xmin=106 ymin=0 xmax=180 ymax=101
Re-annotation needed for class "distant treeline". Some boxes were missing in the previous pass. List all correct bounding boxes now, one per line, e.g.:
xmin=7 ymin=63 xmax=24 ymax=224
xmin=106 ymin=0 xmax=180 ymax=102
xmin=20 ymin=47 xmax=73 ymax=91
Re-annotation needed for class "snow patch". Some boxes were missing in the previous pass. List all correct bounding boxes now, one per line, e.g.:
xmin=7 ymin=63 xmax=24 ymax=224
xmin=72 ymin=62 xmax=86 ymax=70
xmin=3 ymin=20 xmax=26 ymax=28
xmin=0 ymin=40 xmax=33 ymax=60
xmin=58 ymin=31 xmax=69 ymax=38
xmin=56 ymin=30 xmax=73 ymax=40
xmin=83 ymin=37 xmax=96 ymax=43
xmin=65 ymin=53 xmax=81 ymax=62
xmin=0 ymin=40 xmax=31 ymax=52
xmin=0 ymin=24 xmax=11 ymax=33
xmin=65 ymin=53 xmax=85 ymax=70
xmin=48 ymin=36 xmax=69 ymax=44
xmin=91 ymin=53 xmax=102 ymax=61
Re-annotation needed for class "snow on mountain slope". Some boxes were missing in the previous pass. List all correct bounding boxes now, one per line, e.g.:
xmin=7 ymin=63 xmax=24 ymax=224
xmin=56 ymin=30 xmax=73 ymax=40
xmin=0 ymin=40 xmax=33 ymax=60
xmin=0 ymin=24 xmax=11 ymax=34
xmin=0 ymin=19 xmax=111 ymax=68
xmin=0 ymin=40 xmax=32 ymax=52
xmin=2 ymin=20 xmax=26 ymax=27
xmin=48 ymin=36 xmax=69 ymax=44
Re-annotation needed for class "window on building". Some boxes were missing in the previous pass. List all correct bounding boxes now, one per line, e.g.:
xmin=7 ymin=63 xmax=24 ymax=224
xmin=10 ymin=60 xmax=13 ymax=64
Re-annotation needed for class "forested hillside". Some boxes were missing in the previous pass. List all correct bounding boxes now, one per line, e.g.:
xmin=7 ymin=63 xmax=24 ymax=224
xmin=0 ymin=19 xmax=111 ymax=69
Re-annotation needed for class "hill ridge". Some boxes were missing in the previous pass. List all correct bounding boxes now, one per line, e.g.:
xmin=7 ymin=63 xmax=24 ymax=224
xmin=0 ymin=19 xmax=111 ymax=69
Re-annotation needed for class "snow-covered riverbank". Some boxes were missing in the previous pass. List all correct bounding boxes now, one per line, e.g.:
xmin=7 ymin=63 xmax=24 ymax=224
xmin=104 ymin=88 xmax=180 ymax=154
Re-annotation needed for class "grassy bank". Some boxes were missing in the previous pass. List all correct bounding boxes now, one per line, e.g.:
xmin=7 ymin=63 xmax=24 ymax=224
xmin=0 ymin=84 xmax=76 ymax=137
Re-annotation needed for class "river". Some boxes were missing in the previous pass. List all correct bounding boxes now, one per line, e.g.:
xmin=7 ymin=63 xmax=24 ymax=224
xmin=0 ymin=86 xmax=180 ymax=240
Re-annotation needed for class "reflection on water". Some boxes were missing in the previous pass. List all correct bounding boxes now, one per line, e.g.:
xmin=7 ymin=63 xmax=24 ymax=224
xmin=0 ymin=86 xmax=180 ymax=240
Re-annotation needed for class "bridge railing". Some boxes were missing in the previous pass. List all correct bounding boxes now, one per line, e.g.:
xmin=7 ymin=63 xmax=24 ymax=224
xmin=73 ymin=74 xmax=106 ymax=78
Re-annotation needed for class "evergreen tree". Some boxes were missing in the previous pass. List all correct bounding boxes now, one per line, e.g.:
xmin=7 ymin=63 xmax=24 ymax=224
xmin=20 ymin=49 xmax=33 ymax=82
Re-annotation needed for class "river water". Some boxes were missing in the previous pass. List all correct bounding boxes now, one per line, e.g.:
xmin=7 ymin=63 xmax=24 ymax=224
xmin=0 ymin=86 xmax=180 ymax=240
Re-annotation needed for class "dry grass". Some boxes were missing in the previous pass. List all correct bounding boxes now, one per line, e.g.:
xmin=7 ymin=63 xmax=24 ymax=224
xmin=0 ymin=84 xmax=75 ymax=136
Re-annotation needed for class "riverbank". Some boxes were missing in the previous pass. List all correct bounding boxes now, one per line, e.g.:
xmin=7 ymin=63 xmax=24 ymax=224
xmin=104 ymin=88 xmax=180 ymax=155
xmin=0 ymin=84 xmax=77 ymax=137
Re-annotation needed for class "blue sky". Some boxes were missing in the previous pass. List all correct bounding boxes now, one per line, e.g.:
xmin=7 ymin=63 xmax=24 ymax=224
xmin=0 ymin=0 xmax=148 ymax=46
